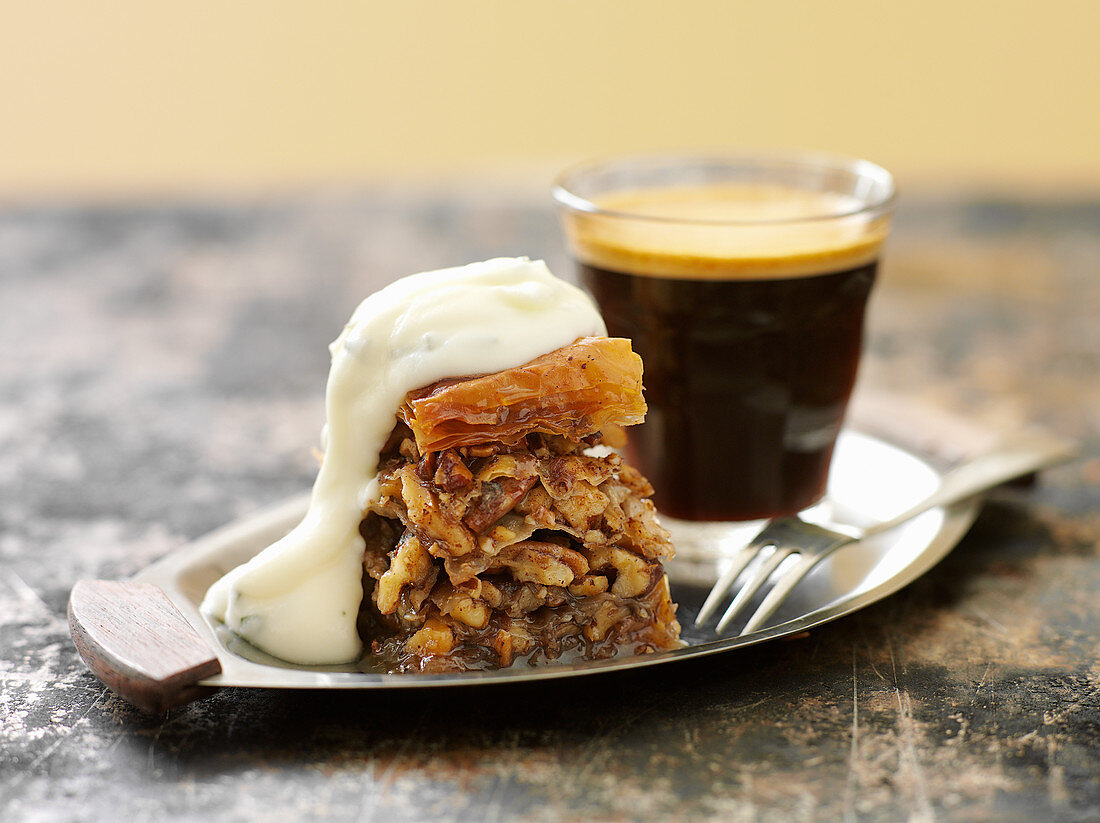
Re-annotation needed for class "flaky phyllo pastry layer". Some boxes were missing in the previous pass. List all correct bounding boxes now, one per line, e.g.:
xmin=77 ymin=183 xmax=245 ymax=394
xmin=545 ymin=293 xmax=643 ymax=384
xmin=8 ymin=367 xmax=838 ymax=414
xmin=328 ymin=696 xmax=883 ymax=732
xmin=357 ymin=337 xmax=681 ymax=672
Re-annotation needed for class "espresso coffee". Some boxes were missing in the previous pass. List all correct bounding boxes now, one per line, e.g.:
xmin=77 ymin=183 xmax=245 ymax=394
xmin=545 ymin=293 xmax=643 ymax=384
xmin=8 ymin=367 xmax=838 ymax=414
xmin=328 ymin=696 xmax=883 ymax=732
xmin=563 ymin=182 xmax=888 ymax=521
xmin=581 ymin=260 xmax=875 ymax=520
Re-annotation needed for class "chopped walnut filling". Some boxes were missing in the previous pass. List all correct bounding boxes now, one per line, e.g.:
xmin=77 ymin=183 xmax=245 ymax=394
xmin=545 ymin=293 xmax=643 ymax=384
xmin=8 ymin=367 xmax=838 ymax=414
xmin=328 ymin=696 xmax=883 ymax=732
xmin=359 ymin=424 xmax=680 ymax=672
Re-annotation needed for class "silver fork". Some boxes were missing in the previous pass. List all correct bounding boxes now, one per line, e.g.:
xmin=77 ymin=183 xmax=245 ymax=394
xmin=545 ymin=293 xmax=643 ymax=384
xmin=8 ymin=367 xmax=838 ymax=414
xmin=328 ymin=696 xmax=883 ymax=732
xmin=694 ymin=431 xmax=1077 ymax=636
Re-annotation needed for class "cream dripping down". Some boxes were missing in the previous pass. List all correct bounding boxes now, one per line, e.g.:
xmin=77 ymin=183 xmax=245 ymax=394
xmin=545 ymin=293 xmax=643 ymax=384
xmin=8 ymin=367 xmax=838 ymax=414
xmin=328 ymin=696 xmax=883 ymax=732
xmin=201 ymin=258 xmax=607 ymax=664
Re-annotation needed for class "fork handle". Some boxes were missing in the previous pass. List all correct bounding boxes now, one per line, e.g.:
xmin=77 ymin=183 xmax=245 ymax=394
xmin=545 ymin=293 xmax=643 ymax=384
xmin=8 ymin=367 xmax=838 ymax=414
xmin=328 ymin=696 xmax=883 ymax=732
xmin=863 ymin=431 xmax=1077 ymax=539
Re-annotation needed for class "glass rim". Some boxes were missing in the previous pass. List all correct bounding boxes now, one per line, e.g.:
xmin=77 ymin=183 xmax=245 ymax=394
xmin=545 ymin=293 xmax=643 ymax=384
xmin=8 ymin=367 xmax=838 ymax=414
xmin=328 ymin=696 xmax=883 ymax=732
xmin=552 ymin=150 xmax=898 ymax=227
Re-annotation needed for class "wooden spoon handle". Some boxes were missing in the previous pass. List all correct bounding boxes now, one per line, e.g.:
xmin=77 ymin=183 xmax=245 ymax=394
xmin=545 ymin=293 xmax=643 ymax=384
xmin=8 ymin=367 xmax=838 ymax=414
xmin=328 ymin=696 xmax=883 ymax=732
xmin=68 ymin=580 xmax=221 ymax=712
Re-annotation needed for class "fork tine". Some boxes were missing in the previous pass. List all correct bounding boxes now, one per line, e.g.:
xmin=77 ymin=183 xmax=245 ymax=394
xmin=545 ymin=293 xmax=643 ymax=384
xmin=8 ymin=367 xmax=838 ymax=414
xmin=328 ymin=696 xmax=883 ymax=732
xmin=693 ymin=543 xmax=765 ymax=626
xmin=738 ymin=554 xmax=821 ymax=635
xmin=714 ymin=547 xmax=794 ymax=633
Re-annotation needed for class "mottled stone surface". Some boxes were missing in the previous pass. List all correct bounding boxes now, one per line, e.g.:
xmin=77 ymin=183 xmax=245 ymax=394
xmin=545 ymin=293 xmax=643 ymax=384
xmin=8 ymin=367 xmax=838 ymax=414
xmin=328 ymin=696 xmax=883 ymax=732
xmin=2 ymin=190 xmax=1098 ymax=822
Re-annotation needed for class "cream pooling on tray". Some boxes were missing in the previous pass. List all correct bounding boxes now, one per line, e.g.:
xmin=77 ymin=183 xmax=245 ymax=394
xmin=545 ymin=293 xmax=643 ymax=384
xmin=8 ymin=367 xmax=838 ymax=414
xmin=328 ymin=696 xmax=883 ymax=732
xmin=201 ymin=258 xmax=607 ymax=664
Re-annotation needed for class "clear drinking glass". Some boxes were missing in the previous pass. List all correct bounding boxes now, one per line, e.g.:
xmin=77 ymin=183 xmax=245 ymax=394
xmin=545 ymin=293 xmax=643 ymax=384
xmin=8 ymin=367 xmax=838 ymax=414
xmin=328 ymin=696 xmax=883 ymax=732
xmin=553 ymin=152 xmax=896 ymax=552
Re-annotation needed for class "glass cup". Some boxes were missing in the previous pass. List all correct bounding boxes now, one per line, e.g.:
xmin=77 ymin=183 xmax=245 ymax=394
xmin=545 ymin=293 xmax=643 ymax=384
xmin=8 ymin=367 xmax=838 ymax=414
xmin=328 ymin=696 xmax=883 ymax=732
xmin=553 ymin=152 xmax=896 ymax=546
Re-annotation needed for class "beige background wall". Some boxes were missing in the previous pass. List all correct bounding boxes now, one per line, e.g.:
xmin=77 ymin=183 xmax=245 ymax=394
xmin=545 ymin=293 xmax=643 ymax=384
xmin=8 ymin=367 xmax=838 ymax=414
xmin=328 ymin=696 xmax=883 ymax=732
xmin=2 ymin=0 xmax=1098 ymax=197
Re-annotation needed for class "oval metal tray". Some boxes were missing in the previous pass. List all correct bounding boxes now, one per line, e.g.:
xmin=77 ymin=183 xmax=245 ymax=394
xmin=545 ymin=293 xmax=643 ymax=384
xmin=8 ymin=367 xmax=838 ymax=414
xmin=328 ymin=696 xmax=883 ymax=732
xmin=133 ymin=429 xmax=980 ymax=688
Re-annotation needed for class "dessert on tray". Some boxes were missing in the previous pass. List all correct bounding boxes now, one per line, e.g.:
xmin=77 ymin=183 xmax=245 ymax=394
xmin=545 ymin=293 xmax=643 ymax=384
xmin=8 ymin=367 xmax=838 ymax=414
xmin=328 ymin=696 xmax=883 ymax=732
xmin=201 ymin=258 xmax=680 ymax=672
xmin=364 ymin=336 xmax=679 ymax=671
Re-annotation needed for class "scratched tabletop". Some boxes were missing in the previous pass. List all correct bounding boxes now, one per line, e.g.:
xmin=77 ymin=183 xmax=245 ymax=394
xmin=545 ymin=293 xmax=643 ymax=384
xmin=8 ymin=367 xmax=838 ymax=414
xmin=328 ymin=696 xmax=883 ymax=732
xmin=2 ymin=188 xmax=1098 ymax=822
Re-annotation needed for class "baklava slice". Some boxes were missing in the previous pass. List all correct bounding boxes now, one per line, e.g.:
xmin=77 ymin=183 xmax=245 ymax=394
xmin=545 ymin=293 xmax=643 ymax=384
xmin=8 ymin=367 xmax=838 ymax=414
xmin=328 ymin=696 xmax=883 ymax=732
xmin=359 ymin=336 xmax=681 ymax=672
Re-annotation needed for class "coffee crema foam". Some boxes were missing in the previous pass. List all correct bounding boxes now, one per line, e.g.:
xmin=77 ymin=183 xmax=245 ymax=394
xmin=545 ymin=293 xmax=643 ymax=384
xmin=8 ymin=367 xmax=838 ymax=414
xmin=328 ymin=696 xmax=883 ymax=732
xmin=564 ymin=183 xmax=889 ymax=279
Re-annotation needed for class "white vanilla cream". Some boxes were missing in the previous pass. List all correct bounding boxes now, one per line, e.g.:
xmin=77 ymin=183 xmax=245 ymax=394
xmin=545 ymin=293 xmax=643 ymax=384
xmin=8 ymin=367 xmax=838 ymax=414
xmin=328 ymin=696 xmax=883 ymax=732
xmin=201 ymin=258 xmax=606 ymax=664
